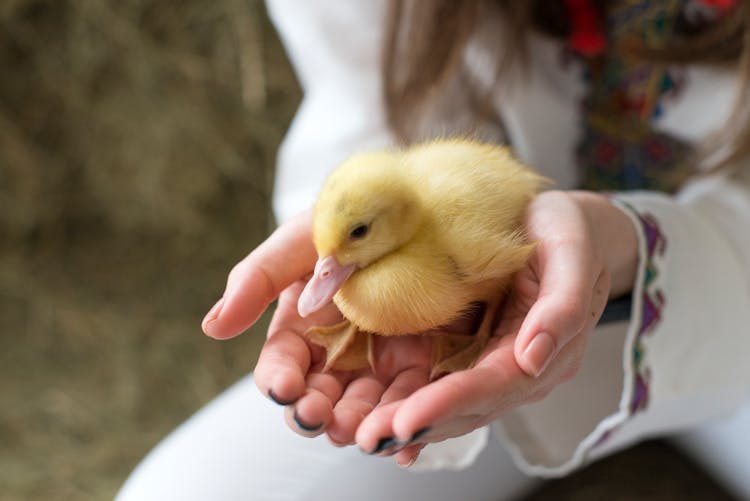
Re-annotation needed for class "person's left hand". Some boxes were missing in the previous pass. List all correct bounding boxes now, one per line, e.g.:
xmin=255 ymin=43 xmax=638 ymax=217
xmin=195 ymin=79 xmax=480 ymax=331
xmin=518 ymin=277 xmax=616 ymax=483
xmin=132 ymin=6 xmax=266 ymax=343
xmin=348 ymin=190 xmax=638 ymax=467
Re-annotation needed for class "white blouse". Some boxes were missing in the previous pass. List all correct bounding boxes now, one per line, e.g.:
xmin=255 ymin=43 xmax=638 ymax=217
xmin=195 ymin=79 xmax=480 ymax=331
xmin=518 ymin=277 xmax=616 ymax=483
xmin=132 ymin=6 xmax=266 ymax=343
xmin=265 ymin=0 xmax=750 ymax=476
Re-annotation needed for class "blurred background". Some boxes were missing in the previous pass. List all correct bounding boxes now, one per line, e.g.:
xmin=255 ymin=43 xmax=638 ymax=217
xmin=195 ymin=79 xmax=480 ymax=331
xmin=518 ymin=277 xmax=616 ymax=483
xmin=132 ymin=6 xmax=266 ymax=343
xmin=1 ymin=0 xmax=293 ymax=498
xmin=0 ymin=1 xmax=738 ymax=499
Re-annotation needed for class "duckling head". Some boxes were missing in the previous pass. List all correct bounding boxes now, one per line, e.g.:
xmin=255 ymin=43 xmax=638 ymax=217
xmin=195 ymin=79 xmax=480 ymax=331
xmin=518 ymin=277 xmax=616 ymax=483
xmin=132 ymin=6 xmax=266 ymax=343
xmin=297 ymin=150 xmax=422 ymax=317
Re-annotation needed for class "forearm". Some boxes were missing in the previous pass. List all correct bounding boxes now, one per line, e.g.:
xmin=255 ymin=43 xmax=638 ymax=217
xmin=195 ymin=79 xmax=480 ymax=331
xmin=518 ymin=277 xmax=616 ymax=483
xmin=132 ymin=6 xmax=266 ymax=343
xmin=498 ymin=174 xmax=750 ymax=477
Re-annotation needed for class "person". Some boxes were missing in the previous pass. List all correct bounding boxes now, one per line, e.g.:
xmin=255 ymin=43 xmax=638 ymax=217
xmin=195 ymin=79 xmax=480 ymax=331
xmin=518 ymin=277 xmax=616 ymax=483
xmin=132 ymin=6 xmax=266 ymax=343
xmin=117 ymin=1 xmax=750 ymax=499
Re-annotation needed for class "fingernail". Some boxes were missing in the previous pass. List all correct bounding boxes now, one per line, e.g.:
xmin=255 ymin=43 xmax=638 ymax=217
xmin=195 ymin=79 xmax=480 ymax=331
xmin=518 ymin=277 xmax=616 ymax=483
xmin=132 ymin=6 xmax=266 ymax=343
xmin=268 ymin=389 xmax=296 ymax=406
xmin=522 ymin=332 xmax=556 ymax=378
xmin=202 ymin=297 xmax=225 ymax=326
xmin=408 ymin=427 xmax=430 ymax=444
xmin=369 ymin=436 xmax=397 ymax=455
xmin=328 ymin=437 xmax=348 ymax=448
xmin=397 ymin=444 xmax=426 ymax=468
xmin=390 ymin=427 xmax=431 ymax=457
xmin=293 ymin=411 xmax=322 ymax=433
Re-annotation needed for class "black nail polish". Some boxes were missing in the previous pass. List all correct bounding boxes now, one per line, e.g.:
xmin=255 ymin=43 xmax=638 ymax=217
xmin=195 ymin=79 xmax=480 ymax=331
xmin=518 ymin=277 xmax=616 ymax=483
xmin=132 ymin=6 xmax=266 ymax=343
xmin=268 ymin=389 xmax=295 ymax=406
xmin=370 ymin=436 xmax=398 ymax=455
xmin=387 ymin=441 xmax=408 ymax=456
xmin=409 ymin=427 xmax=431 ymax=443
xmin=293 ymin=411 xmax=322 ymax=432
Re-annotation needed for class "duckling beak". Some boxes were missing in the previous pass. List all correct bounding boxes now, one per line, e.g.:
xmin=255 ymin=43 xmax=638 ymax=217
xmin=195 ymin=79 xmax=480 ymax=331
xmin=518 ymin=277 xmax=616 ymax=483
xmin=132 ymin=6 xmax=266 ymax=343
xmin=297 ymin=255 xmax=356 ymax=318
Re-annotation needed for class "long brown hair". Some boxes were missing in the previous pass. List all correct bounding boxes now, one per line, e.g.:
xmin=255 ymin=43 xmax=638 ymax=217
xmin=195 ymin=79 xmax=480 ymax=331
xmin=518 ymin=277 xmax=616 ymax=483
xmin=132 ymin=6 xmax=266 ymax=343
xmin=383 ymin=0 xmax=750 ymax=172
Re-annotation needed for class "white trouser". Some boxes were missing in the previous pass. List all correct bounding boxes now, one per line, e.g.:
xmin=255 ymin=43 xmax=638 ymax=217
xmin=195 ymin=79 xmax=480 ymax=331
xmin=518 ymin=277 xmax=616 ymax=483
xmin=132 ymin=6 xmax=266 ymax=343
xmin=116 ymin=375 xmax=750 ymax=501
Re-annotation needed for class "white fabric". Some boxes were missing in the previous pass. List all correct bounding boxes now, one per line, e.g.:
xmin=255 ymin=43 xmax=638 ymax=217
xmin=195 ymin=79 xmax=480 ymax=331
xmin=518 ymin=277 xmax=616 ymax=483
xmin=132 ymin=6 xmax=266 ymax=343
xmin=265 ymin=0 xmax=750 ymax=478
xmin=116 ymin=375 xmax=539 ymax=501
xmin=115 ymin=375 xmax=750 ymax=500
xmin=265 ymin=0 xmax=394 ymax=223
xmin=118 ymin=0 xmax=750 ymax=497
xmin=493 ymin=322 xmax=630 ymax=477
xmin=493 ymin=27 xmax=586 ymax=190
xmin=673 ymin=400 xmax=750 ymax=499
xmin=496 ymin=187 xmax=750 ymax=476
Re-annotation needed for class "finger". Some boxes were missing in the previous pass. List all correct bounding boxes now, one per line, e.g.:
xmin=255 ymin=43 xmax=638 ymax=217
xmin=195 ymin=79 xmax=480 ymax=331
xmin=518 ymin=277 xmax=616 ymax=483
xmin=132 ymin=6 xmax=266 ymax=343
xmin=285 ymin=372 xmax=344 ymax=437
xmin=393 ymin=443 xmax=426 ymax=468
xmin=391 ymin=336 xmax=522 ymax=440
xmin=254 ymin=283 xmax=314 ymax=403
xmin=355 ymin=367 xmax=428 ymax=454
xmin=514 ymin=232 xmax=600 ymax=377
xmin=355 ymin=400 xmax=402 ymax=455
xmin=379 ymin=367 xmax=429 ymax=405
xmin=393 ymin=301 xmax=603 ymax=445
xmin=203 ymin=210 xmax=316 ymax=339
xmin=540 ymin=271 xmax=610 ymax=384
xmin=326 ymin=376 xmax=385 ymax=446
xmin=255 ymin=278 xmax=346 ymax=410
xmin=254 ymin=327 xmax=311 ymax=405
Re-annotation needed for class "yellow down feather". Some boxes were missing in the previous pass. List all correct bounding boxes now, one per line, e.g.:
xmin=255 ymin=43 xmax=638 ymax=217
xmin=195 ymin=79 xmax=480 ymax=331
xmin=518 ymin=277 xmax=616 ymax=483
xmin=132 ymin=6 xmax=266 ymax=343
xmin=312 ymin=138 xmax=548 ymax=336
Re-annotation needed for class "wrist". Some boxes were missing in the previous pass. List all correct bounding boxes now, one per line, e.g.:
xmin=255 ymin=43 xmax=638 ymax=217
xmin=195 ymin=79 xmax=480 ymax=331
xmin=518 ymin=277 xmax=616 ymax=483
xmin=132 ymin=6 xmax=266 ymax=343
xmin=569 ymin=191 xmax=639 ymax=298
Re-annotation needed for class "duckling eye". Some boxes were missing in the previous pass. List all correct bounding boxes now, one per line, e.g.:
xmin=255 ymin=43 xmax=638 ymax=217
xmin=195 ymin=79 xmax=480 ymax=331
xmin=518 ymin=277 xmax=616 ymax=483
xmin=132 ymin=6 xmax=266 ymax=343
xmin=349 ymin=224 xmax=369 ymax=240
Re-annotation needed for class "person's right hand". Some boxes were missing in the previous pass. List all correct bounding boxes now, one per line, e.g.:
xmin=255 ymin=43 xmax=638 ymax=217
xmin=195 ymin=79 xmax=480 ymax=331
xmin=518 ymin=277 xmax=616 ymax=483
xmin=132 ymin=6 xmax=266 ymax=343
xmin=201 ymin=210 xmax=436 ymax=452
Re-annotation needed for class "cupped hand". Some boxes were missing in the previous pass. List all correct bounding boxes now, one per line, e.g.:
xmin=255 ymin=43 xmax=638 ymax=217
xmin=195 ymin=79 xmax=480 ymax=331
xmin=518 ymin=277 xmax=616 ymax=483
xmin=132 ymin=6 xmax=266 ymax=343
xmin=202 ymin=191 xmax=638 ymax=467
xmin=201 ymin=209 xmax=437 ymax=450
xmin=349 ymin=190 xmax=638 ymax=466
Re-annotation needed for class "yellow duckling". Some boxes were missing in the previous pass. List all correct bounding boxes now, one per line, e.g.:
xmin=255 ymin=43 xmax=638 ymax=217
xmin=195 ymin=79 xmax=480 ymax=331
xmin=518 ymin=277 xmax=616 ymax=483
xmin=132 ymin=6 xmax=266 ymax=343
xmin=297 ymin=139 xmax=547 ymax=378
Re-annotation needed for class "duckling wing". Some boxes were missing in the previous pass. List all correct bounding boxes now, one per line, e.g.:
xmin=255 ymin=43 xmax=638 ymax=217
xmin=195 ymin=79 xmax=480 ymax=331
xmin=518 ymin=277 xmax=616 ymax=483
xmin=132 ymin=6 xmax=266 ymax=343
xmin=409 ymin=143 xmax=542 ymax=285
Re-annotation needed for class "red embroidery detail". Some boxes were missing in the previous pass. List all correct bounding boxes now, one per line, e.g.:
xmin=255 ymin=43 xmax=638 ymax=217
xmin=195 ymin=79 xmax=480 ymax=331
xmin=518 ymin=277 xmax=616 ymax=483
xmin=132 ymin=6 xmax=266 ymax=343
xmin=695 ymin=0 xmax=736 ymax=11
xmin=565 ymin=0 xmax=606 ymax=56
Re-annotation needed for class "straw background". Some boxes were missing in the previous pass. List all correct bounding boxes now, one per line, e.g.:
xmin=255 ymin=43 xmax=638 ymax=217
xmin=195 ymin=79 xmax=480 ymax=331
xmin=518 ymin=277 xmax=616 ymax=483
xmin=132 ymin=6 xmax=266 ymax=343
xmin=0 ymin=1 xmax=736 ymax=499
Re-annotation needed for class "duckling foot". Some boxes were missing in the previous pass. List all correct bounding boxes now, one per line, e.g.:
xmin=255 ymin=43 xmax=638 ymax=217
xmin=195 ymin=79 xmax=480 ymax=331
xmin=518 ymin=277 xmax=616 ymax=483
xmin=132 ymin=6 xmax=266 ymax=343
xmin=430 ymin=334 xmax=489 ymax=380
xmin=430 ymin=297 xmax=500 ymax=380
xmin=304 ymin=321 xmax=375 ymax=373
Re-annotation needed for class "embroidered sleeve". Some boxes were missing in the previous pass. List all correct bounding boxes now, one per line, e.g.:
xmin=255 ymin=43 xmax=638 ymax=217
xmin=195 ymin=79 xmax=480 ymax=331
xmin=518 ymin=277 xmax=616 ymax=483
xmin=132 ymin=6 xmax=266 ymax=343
xmin=619 ymin=204 xmax=667 ymax=416
xmin=493 ymin=188 xmax=750 ymax=477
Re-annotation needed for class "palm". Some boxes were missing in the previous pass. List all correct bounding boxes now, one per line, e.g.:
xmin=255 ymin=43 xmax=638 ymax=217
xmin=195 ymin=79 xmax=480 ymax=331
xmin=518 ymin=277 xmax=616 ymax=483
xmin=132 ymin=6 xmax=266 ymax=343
xmin=266 ymin=280 xmax=441 ymax=445
xmin=277 ymin=283 xmax=434 ymax=381
xmin=267 ymin=260 xmax=550 ymax=453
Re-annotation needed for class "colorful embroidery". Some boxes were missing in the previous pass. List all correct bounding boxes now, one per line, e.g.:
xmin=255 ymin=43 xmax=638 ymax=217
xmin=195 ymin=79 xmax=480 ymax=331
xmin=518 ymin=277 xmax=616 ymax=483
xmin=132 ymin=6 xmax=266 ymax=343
xmin=577 ymin=0 xmax=690 ymax=193
xmin=591 ymin=205 xmax=667 ymax=451
xmin=631 ymin=369 xmax=652 ymax=413
xmin=573 ymin=0 xmax=722 ymax=421
xmin=629 ymin=210 xmax=667 ymax=413
xmin=574 ymin=0 xmax=734 ymax=452
xmin=575 ymin=0 xmax=735 ymax=193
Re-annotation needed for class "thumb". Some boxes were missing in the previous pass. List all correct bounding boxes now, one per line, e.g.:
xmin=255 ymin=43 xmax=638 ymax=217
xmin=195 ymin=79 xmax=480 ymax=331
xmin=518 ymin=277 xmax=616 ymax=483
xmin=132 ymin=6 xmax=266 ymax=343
xmin=513 ymin=237 xmax=600 ymax=377
xmin=514 ymin=295 xmax=588 ymax=378
xmin=202 ymin=209 xmax=316 ymax=339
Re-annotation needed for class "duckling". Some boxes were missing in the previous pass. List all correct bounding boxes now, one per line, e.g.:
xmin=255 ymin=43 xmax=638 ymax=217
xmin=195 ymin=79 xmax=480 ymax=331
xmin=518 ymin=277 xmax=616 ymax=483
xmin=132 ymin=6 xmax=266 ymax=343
xmin=297 ymin=139 xmax=547 ymax=379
